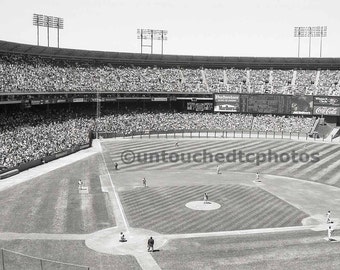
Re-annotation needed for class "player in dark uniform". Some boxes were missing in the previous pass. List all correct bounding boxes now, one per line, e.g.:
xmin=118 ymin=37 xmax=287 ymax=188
xmin=147 ymin=237 xmax=154 ymax=252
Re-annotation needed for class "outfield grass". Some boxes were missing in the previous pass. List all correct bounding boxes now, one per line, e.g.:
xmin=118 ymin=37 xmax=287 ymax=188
xmin=102 ymin=139 xmax=340 ymax=188
xmin=0 ymin=239 xmax=141 ymax=270
xmin=1 ymin=138 xmax=339 ymax=270
xmin=0 ymin=154 xmax=115 ymax=234
xmin=152 ymin=230 xmax=340 ymax=270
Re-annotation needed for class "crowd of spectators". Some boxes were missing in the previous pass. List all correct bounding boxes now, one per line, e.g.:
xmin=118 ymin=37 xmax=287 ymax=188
xmin=0 ymin=110 xmax=93 ymax=170
xmin=1 ymin=53 xmax=340 ymax=95
xmin=95 ymin=111 xmax=254 ymax=134
xmin=0 ymin=107 xmax=316 ymax=171
xmin=251 ymin=114 xmax=315 ymax=133
xmin=318 ymin=70 xmax=340 ymax=96
xmin=95 ymin=111 xmax=314 ymax=134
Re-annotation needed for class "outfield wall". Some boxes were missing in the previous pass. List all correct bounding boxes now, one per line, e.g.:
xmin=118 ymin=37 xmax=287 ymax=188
xmin=0 ymin=143 xmax=91 ymax=180
xmin=97 ymin=129 xmax=333 ymax=141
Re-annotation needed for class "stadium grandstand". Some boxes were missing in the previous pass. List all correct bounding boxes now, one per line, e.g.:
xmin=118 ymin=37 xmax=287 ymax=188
xmin=1 ymin=39 xmax=340 ymax=173
xmin=1 ymin=39 xmax=340 ymax=270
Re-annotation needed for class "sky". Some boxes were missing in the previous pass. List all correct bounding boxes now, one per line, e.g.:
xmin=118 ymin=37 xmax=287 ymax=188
xmin=0 ymin=0 xmax=339 ymax=58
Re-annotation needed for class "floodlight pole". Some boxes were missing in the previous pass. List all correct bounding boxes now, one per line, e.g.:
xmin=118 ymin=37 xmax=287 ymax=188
xmin=298 ymin=35 xmax=300 ymax=57
xmin=321 ymin=26 xmax=327 ymax=58
xmin=320 ymin=33 xmax=322 ymax=57
xmin=57 ymin=18 xmax=60 ymax=48
xmin=161 ymin=30 xmax=164 ymax=55
xmin=151 ymin=30 xmax=154 ymax=54
xmin=37 ymin=24 xmax=40 ymax=46
xmin=308 ymin=27 xmax=312 ymax=57
xmin=47 ymin=23 xmax=50 ymax=47
xmin=57 ymin=27 xmax=60 ymax=48
xmin=137 ymin=28 xmax=167 ymax=55
xmin=140 ymin=29 xmax=143 ymax=54
xmin=294 ymin=26 xmax=327 ymax=58
xmin=33 ymin=14 xmax=63 ymax=48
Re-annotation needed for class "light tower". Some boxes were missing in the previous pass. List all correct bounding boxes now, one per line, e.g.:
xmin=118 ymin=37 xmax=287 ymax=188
xmin=294 ymin=26 xmax=327 ymax=57
xmin=137 ymin=29 xmax=168 ymax=54
xmin=33 ymin=14 xmax=64 ymax=48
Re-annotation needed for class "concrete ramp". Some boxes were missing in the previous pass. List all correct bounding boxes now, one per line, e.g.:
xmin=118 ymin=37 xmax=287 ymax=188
xmin=326 ymin=127 xmax=340 ymax=140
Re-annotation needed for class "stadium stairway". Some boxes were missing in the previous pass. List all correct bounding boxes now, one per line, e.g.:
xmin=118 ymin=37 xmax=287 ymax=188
xmin=315 ymin=122 xmax=334 ymax=139
xmin=326 ymin=126 xmax=340 ymax=140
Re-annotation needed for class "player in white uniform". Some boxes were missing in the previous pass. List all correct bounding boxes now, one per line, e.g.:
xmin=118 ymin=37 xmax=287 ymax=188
xmin=326 ymin=210 xmax=331 ymax=223
xmin=203 ymin=192 xmax=209 ymax=204
xmin=255 ymin=172 xmax=260 ymax=182
xmin=327 ymin=226 xmax=334 ymax=240
xmin=78 ymin=180 xmax=83 ymax=189
xmin=216 ymin=165 xmax=221 ymax=174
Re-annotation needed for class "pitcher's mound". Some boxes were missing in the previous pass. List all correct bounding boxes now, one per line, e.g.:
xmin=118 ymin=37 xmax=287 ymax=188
xmin=185 ymin=201 xmax=221 ymax=211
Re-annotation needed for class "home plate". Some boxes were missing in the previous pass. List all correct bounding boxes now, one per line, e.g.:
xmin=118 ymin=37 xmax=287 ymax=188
xmin=185 ymin=201 xmax=221 ymax=211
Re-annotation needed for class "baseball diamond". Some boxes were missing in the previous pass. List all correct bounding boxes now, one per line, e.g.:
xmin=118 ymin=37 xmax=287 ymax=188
xmin=0 ymin=137 xmax=339 ymax=269
xmin=1 ymin=10 xmax=340 ymax=268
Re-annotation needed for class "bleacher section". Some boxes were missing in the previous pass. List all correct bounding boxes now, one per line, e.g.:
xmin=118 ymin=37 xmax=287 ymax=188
xmin=1 ymin=52 xmax=340 ymax=95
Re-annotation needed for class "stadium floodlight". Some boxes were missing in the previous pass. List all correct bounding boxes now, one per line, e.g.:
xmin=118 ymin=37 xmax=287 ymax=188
xmin=33 ymin=14 xmax=64 ymax=48
xmin=33 ymin=14 xmax=44 ymax=46
xmin=294 ymin=26 xmax=327 ymax=57
xmin=137 ymin=29 xmax=168 ymax=54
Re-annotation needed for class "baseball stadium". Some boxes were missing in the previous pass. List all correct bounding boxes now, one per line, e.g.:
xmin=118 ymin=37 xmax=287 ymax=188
xmin=1 ymin=3 xmax=340 ymax=269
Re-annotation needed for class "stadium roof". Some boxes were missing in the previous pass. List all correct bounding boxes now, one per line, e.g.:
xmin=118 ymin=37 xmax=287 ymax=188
xmin=1 ymin=40 xmax=340 ymax=69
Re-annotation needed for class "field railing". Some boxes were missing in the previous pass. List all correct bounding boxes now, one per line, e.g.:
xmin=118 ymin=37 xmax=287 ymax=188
xmin=1 ymin=248 xmax=90 ymax=270
xmin=96 ymin=129 xmax=339 ymax=143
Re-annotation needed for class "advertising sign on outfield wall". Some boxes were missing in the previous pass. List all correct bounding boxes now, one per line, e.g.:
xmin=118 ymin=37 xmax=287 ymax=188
xmin=291 ymin=96 xmax=313 ymax=115
xmin=313 ymin=106 xmax=340 ymax=116
xmin=187 ymin=102 xmax=213 ymax=111
xmin=214 ymin=94 xmax=240 ymax=112
xmin=151 ymin=97 xmax=168 ymax=102
xmin=314 ymin=96 xmax=340 ymax=107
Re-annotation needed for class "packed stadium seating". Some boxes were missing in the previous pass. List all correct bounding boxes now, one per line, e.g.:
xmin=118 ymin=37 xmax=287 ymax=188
xmin=1 ymin=53 xmax=340 ymax=95
xmin=0 ymin=107 xmax=315 ymax=170
xmin=0 ymin=45 xmax=333 ymax=173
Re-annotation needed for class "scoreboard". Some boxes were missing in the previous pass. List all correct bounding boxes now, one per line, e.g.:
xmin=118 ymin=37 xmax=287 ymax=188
xmin=214 ymin=93 xmax=340 ymax=116
xmin=240 ymin=95 xmax=291 ymax=114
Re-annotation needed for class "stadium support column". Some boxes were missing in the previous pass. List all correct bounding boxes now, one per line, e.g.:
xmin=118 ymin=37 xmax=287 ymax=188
xmin=96 ymin=89 xmax=101 ymax=139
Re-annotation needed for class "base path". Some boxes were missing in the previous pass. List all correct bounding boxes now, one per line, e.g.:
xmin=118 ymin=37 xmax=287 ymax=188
xmin=256 ymin=174 xmax=340 ymax=231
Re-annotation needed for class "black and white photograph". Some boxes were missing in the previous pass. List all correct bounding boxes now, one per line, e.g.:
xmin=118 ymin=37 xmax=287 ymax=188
xmin=0 ymin=0 xmax=340 ymax=269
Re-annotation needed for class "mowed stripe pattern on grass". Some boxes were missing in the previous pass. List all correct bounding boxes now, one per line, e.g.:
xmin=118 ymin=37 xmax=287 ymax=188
xmin=102 ymin=139 xmax=340 ymax=187
xmin=0 ymin=154 xmax=115 ymax=234
xmin=153 ymin=230 xmax=340 ymax=270
xmin=119 ymin=185 xmax=308 ymax=234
